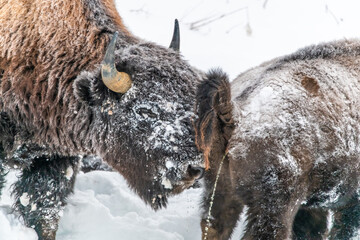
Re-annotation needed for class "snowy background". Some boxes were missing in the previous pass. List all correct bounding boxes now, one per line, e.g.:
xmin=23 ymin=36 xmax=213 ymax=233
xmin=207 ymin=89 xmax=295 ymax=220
xmin=2 ymin=0 xmax=360 ymax=239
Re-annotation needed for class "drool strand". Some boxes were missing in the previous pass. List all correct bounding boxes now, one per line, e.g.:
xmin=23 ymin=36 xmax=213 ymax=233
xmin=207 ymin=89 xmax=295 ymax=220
xmin=203 ymin=152 xmax=228 ymax=240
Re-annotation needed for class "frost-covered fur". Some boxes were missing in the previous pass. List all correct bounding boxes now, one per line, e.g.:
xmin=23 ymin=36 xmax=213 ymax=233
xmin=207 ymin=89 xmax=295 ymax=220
xmin=196 ymin=41 xmax=360 ymax=240
xmin=0 ymin=0 xmax=203 ymax=239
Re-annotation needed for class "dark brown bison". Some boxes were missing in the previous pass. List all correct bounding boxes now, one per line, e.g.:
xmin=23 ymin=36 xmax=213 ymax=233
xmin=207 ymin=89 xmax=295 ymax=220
xmin=195 ymin=41 xmax=360 ymax=239
xmin=0 ymin=0 xmax=205 ymax=239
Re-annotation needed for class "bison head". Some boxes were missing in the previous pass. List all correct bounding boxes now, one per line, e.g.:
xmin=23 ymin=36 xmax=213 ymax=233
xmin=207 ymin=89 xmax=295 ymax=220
xmin=73 ymin=26 xmax=204 ymax=209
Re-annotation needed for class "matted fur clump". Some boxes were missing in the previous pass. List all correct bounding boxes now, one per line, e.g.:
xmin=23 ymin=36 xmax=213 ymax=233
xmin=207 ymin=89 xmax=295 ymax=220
xmin=0 ymin=0 xmax=205 ymax=239
xmin=195 ymin=41 xmax=360 ymax=239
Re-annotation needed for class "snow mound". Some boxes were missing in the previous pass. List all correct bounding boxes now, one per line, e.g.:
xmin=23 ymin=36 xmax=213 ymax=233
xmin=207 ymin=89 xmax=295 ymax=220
xmin=0 ymin=171 xmax=204 ymax=240
xmin=0 ymin=170 xmax=247 ymax=239
xmin=57 ymin=171 xmax=203 ymax=240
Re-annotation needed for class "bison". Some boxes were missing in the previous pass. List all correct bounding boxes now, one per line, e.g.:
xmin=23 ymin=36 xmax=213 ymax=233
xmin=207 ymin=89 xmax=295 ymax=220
xmin=0 ymin=0 xmax=205 ymax=239
xmin=195 ymin=41 xmax=360 ymax=239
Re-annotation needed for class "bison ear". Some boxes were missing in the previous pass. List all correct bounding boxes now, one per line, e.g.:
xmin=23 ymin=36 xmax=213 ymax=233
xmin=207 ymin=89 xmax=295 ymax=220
xmin=211 ymin=71 xmax=234 ymax=142
xmin=195 ymin=68 xmax=234 ymax=152
xmin=73 ymin=71 xmax=107 ymax=106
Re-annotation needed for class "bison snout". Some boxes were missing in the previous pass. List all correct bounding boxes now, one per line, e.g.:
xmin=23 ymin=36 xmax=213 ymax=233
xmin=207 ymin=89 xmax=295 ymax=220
xmin=187 ymin=165 xmax=205 ymax=180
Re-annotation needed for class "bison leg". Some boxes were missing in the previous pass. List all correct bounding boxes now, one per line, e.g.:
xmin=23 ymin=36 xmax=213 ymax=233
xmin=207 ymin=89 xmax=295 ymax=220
xmin=12 ymin=155 xmax=79 ymax=240
xmin=201 ymin=162 xmax=243 ymax=240
xmin=292 ymin=207 xmax=328 ymax=240
xmin=201 ymin=193 xmax=243 ymax=240
xmin=242 ymin=200 xmax=301 ymax=240
xmin=240 ymin=166 xmax=303 ymax=240
xmin=328 ymin=194 xmax=360 ymax=240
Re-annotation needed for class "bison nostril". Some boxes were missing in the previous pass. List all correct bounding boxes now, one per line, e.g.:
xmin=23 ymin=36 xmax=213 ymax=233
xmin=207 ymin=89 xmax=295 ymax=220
xmin=166 ymin=167 xmax=177 ymax=181
xmin=187 ymin=165 xmax=205 ymax=180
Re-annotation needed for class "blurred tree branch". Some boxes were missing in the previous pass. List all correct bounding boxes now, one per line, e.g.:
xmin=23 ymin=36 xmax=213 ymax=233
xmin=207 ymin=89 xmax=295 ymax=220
xmin=189 ymin=7 xmax=248 ymax=31
xmin=263 ymin=0 xmax=269 ymax=9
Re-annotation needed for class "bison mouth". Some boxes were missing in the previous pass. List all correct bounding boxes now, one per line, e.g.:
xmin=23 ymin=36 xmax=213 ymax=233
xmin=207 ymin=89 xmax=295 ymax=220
xmin=150 ymin=191 xmax=168 ymax=210
xmin=149 ymin=164 xmax=205 ymax=210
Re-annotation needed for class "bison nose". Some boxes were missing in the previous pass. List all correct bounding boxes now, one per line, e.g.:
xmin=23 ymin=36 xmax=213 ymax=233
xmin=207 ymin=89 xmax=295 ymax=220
xmin=187 ymin=165 xmax=205 ymax=180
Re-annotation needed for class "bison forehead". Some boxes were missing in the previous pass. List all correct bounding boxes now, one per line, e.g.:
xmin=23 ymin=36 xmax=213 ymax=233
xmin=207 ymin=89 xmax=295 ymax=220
xmin=99 ymin=83 xmax=200 ymax=168
xmin=127 ymin=99 xmax=194 ymax=154
xmin=116 ymin=42 xmax=203 ymax=84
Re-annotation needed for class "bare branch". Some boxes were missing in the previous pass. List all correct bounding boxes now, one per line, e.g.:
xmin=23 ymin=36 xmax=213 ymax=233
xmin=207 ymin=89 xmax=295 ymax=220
xmin=325 ymin=4 xmax=342 ymax=25
xmin=189 ymin=7 xmax=248 ymax=31
xmin=263 ymin=0 xmax=269 ymax=9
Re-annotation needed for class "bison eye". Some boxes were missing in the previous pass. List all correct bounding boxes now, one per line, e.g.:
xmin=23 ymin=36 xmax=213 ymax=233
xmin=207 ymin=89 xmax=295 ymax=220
xmin=137 ymin=108 xmax=157 ymax=119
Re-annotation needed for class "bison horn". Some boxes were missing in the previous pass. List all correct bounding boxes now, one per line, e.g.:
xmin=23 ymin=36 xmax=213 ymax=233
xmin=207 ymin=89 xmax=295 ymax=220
xmin=101 ymin=31 xmax=132 ymax=93
xmin=169 ymin=19 xmax=180 ymax=51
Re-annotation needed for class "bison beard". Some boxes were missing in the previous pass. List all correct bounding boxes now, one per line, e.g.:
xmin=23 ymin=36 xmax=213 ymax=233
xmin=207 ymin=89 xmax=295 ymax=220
xmin=196 ymin=42 xmax=360 ymax=239
xmin=0 ymin=0 xmax=204 ymax=239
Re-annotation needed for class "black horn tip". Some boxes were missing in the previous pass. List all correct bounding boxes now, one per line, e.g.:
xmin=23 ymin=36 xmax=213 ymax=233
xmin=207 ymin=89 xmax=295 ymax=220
xmin=169 ymin=19 xmax=180 ymax=51
xmin=103 ymin=31 xmax=119 ymax=64
xmin=109 ymin=31 xmax=119 ymax=47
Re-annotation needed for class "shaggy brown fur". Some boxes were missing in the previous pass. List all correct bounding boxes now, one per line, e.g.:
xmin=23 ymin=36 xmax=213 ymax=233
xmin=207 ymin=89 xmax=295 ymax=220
xmin=196 ymin=41 xmax=360 ymax=239
xmin=0 ymin=0 xmax=131 ymax=156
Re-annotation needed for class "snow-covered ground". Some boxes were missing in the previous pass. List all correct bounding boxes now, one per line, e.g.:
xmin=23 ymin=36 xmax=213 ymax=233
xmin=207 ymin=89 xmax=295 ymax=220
xmin=2 ymin=0 xmax=360 ymax=239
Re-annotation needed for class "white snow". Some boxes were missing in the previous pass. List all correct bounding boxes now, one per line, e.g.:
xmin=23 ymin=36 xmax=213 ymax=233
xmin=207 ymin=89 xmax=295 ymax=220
xmin=166 ymin=160 xmax=175 ymax=169
xmin=278 ymin=150 xmax=301 ymax=175
xmin=0 ymin=171 xmax=38 ymax=240
xmin=0 ymin=169 xmax=244 ymax=240
xmin=57 ymin=171 xmax=203 ymax=240
xmin=19 ymin=193 xmax=30 ymax=207
xmin=243 ymin=86 xmax=275 ymax=122
xmin=326 ymin=210 xmax=334 ymax=239
xmin=30 ymin=203 xmax=37 ymax=212
xmin=65 ymin=166 xmax=74 ymax=180
xmin=2 ymin=0 xmax=360 ymax=239
xmin=0 ymin=211 xmax=38 ymax=240
xmin=161 ymin=177 xmax=173 ymax=190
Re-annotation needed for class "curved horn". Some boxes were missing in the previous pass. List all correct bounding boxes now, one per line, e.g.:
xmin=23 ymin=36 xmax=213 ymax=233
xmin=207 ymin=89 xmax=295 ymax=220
xmin=101 ymin=31 xmax=132 ymax=93
xmin=169 ymin=19 xmax=180 ymax=51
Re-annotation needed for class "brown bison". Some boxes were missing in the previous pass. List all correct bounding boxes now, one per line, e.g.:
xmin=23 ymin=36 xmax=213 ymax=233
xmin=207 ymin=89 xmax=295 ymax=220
xmin=195 ymin=41 xmax=360 ymax=239
xmin=0 ymin=0 xmax=205 ymax=239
